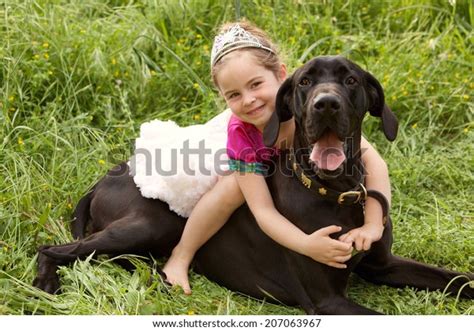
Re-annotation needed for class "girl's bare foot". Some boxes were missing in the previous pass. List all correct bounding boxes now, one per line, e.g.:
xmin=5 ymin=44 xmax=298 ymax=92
xmin=162 ymin=250 xmax=192 ymax=295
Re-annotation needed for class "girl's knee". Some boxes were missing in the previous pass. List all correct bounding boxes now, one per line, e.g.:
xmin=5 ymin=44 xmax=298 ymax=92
xmin=215 ymin=174 xmax=244 ymax=208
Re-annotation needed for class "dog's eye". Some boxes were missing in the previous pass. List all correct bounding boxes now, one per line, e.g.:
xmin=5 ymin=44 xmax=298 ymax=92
xmin=345 ymin=77 xmax=357 ymax=85
xmin=299 ymin=78 xmax=311 ymax=87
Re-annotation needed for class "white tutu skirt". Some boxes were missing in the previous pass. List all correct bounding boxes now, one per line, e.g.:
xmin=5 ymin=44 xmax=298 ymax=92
xmin=128 ymin=109 xmax=232 ymax=218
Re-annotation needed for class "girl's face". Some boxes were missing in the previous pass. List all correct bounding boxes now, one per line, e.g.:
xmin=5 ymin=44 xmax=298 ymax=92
xmin=215 ymin=51 xmax=286 ymax=132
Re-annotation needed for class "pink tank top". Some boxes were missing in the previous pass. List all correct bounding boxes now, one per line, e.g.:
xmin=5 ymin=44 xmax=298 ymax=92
xmin=226 ymin=115 xmax=278 ymax=174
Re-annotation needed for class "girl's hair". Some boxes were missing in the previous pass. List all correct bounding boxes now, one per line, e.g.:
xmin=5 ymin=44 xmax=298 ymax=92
xmin=211 ymin=20 xmax=282 ymax=87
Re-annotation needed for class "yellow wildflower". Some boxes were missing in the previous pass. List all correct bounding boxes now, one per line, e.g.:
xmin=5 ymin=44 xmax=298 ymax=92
xmin=462 ymin=95 xmax=469 ymax=101
xmin=44 ymin=53 xmax=49 ymax=60
xmin=412 ymin=123 xmax=418 ymax=129
xmin=18 ymin=137 xmax=24 ymax=145
xmin=98 ymin=159 xmax=106 ymax=165
xmin=463 ymin=128 xmax=469 ymax=133
xmin=67 ymin=203 xmax=73 ymax=209
xmin=42 ymin=42 xmax=49 ymax=48
xmin=8 ymin=95 xmax=15 ymax=102
xmin=196 ymin=34 xmax=202 ymax=39
xmin=33 ymin=54 xmax=40 ymax=60
xmin=187 ymin=310 xmax=195 ymax=315
xmin=111 ymin=58 xmax=117 ymax=65
xmin=193 ymin=114 xmax=201 ymax=121
xmin=193 ymin=83 xmax=200 ymax=89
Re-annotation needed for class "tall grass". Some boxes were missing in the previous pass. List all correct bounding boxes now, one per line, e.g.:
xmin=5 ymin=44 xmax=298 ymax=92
xmin=0 ymin=0 xmax=472 ymax=315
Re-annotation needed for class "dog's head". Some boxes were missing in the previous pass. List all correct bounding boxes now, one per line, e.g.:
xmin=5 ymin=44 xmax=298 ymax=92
xmin=264 ymin=56 xmax=398 ymax=177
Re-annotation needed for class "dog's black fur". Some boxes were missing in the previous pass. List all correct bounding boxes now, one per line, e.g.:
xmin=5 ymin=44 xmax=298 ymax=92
xmin=33 ymin=56 xmax=473 ymax=314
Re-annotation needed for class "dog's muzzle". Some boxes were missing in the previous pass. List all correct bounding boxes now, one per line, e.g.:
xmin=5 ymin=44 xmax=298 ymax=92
xmin=305 ymin=91 xmax=349 ymax=173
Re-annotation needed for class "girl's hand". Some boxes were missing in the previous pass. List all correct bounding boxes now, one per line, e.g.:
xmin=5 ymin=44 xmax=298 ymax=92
xmin=338 ymin=223 xmax=384 ymax=251
xmin=303 ymin=226 xmax=353 ymax=269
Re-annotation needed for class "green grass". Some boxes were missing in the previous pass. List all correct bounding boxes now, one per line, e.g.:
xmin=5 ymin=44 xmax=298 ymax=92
xmin=0 ymin=0 xmax=473 ymax=315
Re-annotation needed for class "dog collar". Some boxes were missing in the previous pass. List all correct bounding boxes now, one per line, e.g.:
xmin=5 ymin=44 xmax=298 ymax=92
xmin=288 ymin=150 xmax=389 ymax=225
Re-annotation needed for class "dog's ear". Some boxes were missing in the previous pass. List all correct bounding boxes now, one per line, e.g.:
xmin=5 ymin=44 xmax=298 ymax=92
xmin=263 ymin=77 xmax=294 ymax=147
xmin=365 ymin=72 xmax=398 ymax=141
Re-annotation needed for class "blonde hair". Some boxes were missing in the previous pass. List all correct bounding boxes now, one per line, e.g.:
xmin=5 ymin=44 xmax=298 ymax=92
xmin=211 ymin=20 xmax=282 ymax=87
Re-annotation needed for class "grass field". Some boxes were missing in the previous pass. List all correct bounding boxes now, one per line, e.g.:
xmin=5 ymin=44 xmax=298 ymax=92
xmin=0 ymin=0 xmax=473 ymax=315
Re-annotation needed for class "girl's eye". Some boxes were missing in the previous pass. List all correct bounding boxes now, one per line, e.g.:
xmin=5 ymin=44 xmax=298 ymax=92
xmin=345 ymin=76 xmax=357 ymax=85
xmin=299 ymin=78 xmax=311 ymax=87
xmin=228 ymin=92 xmax=239 ymax=100
xmin=251 ymin=81 xmax=262 ymax=88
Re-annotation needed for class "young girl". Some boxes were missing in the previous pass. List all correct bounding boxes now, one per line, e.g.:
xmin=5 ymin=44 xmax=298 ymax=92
xmin=162 ymin=21 xmax=391 ymax=294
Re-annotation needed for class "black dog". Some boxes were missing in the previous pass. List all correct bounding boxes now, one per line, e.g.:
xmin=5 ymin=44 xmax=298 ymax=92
xmin=33 ymin=56 xmax=473 ymax=314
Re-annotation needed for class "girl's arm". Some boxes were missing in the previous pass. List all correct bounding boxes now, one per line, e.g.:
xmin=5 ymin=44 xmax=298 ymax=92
xmin=361 ymin=137 xmax=392 ymax=209
xmin=339 ymin=137 xmax=391 ymax=250
xmin=234 ymin=171 xmax=353 ymax=269
xmin=361 ymin=136 xmax=391 ymax=218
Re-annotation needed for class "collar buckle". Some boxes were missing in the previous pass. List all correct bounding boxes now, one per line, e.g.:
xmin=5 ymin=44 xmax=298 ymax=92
xmin=337 ymin=184 xmax=367 ymax=205
xmin=337 ymin=191 xmax=361 ymax=204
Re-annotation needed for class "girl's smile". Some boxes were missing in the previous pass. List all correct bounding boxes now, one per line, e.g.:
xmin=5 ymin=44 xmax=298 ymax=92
xmin=247 ymin=104 xmax=265 ymax=116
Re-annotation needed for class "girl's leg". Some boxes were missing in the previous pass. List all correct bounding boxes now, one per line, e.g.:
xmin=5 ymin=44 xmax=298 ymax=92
xmin=163 ymin=174 xmax=244 ymax=294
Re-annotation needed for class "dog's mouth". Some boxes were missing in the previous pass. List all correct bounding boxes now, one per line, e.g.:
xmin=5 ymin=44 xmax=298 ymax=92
xmin=309 ymin=128 xmax=346 ymax=172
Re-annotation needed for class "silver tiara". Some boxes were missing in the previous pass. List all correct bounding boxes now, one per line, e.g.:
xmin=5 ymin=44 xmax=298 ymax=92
xmin=210 ymin=24 xmax=275 ymax=67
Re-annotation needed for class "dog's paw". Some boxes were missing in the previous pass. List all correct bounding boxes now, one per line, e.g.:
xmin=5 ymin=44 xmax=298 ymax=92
xmin=33 ymin=274 xmax=61 ymax=294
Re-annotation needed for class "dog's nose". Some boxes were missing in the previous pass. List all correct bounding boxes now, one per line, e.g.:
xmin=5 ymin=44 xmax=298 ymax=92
xmin=313 ymin=94 xmax=341 ymax=115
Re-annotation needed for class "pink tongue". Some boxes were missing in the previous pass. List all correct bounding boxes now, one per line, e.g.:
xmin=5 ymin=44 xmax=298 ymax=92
xmin=310 ymin=131 xmax=346 ymax=171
